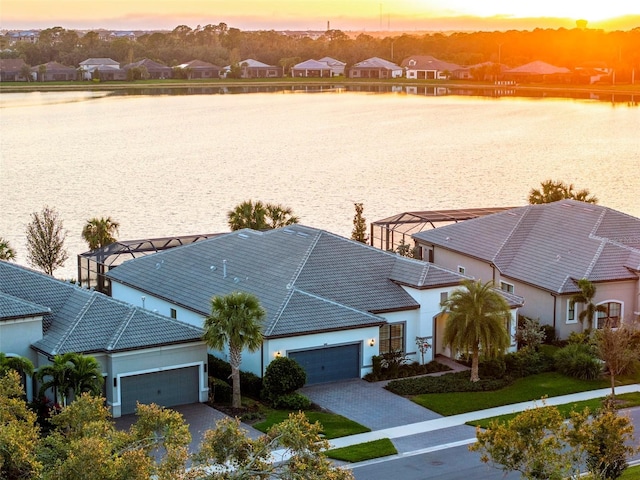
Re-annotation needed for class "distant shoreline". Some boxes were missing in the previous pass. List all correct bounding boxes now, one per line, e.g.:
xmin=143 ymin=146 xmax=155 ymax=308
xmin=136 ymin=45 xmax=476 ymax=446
xmin=1 ymin=78 xmax=639 ymax=96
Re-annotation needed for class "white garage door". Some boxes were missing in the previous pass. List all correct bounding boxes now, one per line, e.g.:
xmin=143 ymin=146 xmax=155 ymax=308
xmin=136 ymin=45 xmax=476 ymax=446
xmin=120 ymin=366 xmax=199 ymax=415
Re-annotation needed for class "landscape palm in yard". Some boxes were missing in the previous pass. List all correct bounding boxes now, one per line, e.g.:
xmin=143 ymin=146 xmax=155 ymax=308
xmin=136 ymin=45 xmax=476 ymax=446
xmin=203 ymin=291 xmax=265 ymax=409
xmin=441 ymin=279 xmax=511 ymax=382
xmin=0 ymin=237 xmax=17 ymax=261
xmin=570 ymin=278 xmax=606 ymax=331
xmin=81 ymin=216 xmax=120 ymax=250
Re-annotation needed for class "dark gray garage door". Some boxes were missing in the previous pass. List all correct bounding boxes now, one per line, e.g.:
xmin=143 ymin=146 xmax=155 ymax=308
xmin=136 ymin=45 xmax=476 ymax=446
xmin=120 ymin=366 xmax=199 ymax=415
xmin=289 ymin=344 xmax=360 ymax=385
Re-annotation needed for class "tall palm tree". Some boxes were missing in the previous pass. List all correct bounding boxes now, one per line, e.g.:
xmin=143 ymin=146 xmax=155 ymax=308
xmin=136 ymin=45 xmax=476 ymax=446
xmin=441 ymin=279 xmax=512 ymax=382
xmin=203 ymin=291 xmax=265 ymax=409
xmin=81 ymin=216 xmax=120 ymax=250
xmin=0 ymin=237 xmax=17 ymax=261
xmin=37 ymin=353 xmax=74 ymax=406
xmin=571 ymin=278 xmax=606 ymax=331
xmin=66 ymin=353 xmax=103 ymax=400
xmin=227 ymin=200 xmax=299 ymax=231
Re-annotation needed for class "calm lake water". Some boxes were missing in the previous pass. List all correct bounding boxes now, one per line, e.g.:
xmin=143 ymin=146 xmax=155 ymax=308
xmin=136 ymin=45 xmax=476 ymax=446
xmin=1 ymin=88 xmax=639 ymax=280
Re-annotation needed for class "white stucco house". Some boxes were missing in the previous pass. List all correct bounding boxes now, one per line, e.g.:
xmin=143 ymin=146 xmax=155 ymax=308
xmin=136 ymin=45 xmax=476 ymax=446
xmin=413 ymin=199 xmax=640 ymax=339
xmin=0 ymin=261 xmax=208 ymax=418
xmin=106 ymin=225 xmax=522 ymax=384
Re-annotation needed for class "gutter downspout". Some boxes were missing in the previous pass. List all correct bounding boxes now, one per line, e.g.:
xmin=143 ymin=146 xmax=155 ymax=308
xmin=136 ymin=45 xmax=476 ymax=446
xmin=551 ymin=293 xmax=557 ymax=332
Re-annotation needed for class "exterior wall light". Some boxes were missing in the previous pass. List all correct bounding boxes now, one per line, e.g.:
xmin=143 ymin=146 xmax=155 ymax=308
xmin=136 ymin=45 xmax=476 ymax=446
xmin=369 ymin=338 xmax=375 ymax=347
xmin=275 ymin=351 xmax=282 ymax=357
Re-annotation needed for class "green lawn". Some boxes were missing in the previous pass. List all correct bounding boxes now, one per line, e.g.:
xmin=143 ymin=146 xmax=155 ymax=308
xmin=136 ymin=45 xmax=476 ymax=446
xmin=253 ymin=410 xmax=370 ymax=439
xmin=468 ymin=392 xmax=640 ymax=429
xmin=621 ymin=465 xmax=640 ymax=479
xmin=412 ymin=372 xmax=613 ymax=416
xmin=326 ymin=438 xmax=397 ymax=463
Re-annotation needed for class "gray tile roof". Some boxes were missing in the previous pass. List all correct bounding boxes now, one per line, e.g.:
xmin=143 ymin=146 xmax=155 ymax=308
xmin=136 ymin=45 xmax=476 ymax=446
xmin=413 ymin=200 xmax=640 ymax=294
xmin=352 ymin=57 xmax=401 ymax=70
xmin=107 ymin=226 xmax=468 ymax=337
xmin=0 ymin=292 xmax=50 ymax=320
xmin=0 ymin=261 xmax=203 ymax=356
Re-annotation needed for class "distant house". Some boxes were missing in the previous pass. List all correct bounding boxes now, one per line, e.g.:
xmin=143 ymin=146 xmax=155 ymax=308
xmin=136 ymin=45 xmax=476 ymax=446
xmin=0 ymin=261 xmax=208 ymax=418
xmin=123 ymin=58 xmax=172 ymax=79
xmin=503 ymin=60 xmax=571 ymax=83
xmin=348 ymin=57 xmax=403 ymax=79
xmin=31 ymin=61 xmax=77 ymax=81
xmin=412 ymin=200 xmax=640 ymax=339
xmin=574 ymin=62 xmax=612 ymax=84
xmin=402 ymin=55 xmax=469 ymax=80
xmin=78 ymin=58 xmax=126 ymax=81
xmin=318 ymin=56 xmax=346 ymax=76
xmin=107 ymin=225 xmax=522 ymax=384
xmin=0 ymin=58 xmax=28 ymax=82
xmin=6 ymin=30 xmax=39 ymax=44
xmin=174 ymin=59 xmax=222 ymax=79
xmin=291 ymin=59 xmax=334 ymax=78
xmin=223 ymin=59 xmax=283 ymax=79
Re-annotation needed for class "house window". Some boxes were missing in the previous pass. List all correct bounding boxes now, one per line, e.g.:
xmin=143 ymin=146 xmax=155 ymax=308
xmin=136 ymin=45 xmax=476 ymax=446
xmin=458 ymin=266 xmax=465 ymax=275
xmin=567 ymin=300 xmax=577 ymax=324
xmin=500 ymin=281 xmax=514 ymax=294
xmin=596 ymin=302 xmax=622 ymax=329
xmin=170 ymin=308 xmax=177 ymax=319
xmin=440 ymin=291 xmax=448 ymax=304
xmin=379 ymin=323 xmax=405 ymax=354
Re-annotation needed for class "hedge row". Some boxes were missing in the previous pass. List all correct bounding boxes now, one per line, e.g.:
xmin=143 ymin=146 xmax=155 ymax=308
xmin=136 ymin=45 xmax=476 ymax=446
xmin=385 ymin=371 xmax=513 ymax=396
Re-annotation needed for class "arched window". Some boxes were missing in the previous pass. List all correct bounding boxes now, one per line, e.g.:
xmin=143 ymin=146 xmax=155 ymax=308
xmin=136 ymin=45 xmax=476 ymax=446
xmin=596 ymin=301 xmax=622 ymax=329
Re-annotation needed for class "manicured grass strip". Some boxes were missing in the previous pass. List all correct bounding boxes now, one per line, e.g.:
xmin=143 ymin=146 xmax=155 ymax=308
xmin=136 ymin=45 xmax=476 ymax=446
xmin=621 ymin=464 xmax=640 ymax=479
xmin=253 ymin=411 xmax=370 ymax=439
xmin=326 ymin=438 xmax=397 ymax=463
xmin=467 ymin=392 xmax=640 ymax=429
xmin=412 ymin=372 xmax=611 ymax=416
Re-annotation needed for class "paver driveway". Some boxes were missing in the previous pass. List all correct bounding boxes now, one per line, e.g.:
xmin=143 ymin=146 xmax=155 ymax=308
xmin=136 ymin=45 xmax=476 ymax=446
xmin=300 ymin=378 xmax=442 ymax=430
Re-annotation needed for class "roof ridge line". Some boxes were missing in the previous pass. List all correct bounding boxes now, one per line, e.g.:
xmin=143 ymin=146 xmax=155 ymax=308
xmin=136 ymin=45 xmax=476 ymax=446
xmin=107 ymin=306 xmax=136 ymax=351
xmin=52 ymin=291 xmax=95 ymax=355
xmin=584 ymin=240 xmax=607 ymax=278
xmin=294 ymin=288 xmax=384 ymax=319
xmin=265 ymin=230 xmax=322 ymax=336
xmin=492 ymin=205 xmax=530 ymax=266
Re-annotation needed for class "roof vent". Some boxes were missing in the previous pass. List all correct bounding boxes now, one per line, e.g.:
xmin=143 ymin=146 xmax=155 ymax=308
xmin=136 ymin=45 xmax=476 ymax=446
xmin=210 ymin=265 xmax=217 ymax=271
xmin=223 ymin=259 xmax=227 ymax=278
xmin=238 ymin=233 xmax=249 ymax=239
xmin=234 ymin=277 xmax=240 ymax=284
xmin=296 ymin=231 xmax=309 ymax=237
xmin=283 ymin=228 xmax=295 ymax=234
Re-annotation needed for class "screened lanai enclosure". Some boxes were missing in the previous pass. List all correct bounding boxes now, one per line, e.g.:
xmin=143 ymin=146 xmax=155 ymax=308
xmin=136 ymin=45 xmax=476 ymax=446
xmin=77 ymin=233 xmax=220 ymax=295
xmin=370 ymin=207 xmax=517 ymax=256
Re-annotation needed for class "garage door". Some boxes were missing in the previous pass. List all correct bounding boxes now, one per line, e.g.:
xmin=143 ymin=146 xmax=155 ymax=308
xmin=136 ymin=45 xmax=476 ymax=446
xmin=120 ymin=366 xmax=199 ymax=415
xmin=289 ymin=344 xmax=360 ymax=385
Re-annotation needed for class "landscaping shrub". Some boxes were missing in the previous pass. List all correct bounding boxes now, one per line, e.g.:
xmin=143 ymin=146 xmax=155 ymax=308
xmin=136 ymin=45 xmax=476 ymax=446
xmin=271 ymin=392 xmax=312 ymax=410
xmin=541 ymin=324 xmax=557 ymax=344
xmin=364 ymin=358 xmax=450 ymax=382
xmin=504 ymin=349 xmax=555 ymax=378
xmin=385 ymin=371 xmax=512 ymax=396
xmin=208 ymin=354 xmax=263 ymax=399
xmin=210 ymin=377 xmax=232 ymax=404
xmin=261 ymin=357 xmax=306 ymax=403
xmin=478 ymin=356 xmax=506 ymax=379
xmin=554 ymin=343 xmax=602 ymax=380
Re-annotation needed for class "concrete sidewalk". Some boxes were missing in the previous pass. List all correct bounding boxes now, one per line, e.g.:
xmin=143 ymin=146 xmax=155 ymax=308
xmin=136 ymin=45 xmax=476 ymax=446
xmin=326 ymin=383 xmax=640 ymax=450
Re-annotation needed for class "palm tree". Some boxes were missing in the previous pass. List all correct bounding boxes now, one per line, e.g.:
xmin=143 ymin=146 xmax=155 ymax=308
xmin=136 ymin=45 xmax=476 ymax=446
xmin=528 ymin=180 xmax=598 ymax=204
xmin=571 ymin=278 xmax=606 ymax=331
xmin=66 ymin=353 xmax=103 ymax=400
xmin=203 ymin=291 xmax=265 ymax=409
xmin=227 ymin=200 xmax=299 ymax=231
xmin=81 ymin=216 xmax=120 ymax=250
xmin=0 ymin=237 xmax=17 ymax=261
xmin=0 ymin=353 xmax=34 ymax=377
xmin=441 ymin=279 xmax=512 ymax=382
xmin=37 ymin=353 xmax=74 ymax=406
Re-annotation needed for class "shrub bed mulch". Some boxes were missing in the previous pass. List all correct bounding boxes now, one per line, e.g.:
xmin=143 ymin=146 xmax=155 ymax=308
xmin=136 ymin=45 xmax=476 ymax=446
xmin=385 ymin=371 xmax=513 ymax=396
xmin=364 ymin=360 xmax=452 ymax=382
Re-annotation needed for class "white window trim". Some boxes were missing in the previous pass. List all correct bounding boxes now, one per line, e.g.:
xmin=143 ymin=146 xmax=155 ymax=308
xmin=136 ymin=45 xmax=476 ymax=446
xmin=566 ymin=299 xmax=578 ymax=324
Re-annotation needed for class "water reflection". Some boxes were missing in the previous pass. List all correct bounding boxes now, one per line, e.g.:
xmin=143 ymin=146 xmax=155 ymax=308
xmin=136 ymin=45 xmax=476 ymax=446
xmin=101 ymin=84 xmax=640 ymax=105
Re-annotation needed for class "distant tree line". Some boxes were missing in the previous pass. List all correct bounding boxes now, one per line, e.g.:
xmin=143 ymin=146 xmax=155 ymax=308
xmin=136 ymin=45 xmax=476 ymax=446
xmin=2 ymin=25 xmax=639 ymax=81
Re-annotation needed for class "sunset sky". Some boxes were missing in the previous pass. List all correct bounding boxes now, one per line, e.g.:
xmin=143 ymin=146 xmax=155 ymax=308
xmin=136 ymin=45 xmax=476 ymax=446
xmin=2 ymin=0 xmax=639 ymax=32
